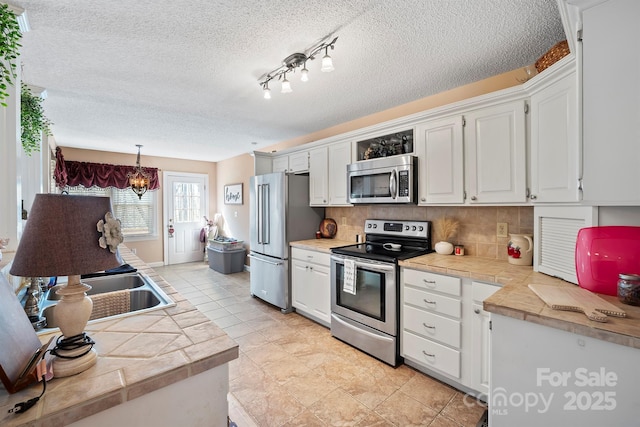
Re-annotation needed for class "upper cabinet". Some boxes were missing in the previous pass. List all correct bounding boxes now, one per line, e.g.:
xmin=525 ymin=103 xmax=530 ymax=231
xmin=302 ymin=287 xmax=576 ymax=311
xmin=464 ymin=100 xmax=528 ymax=204
xmin=415 ymin=116 xmax=465 ymax=204
xmin=273 ymin=152 xmax=309 ymax=174
xmin=328 ymin=141 xmax=351 ymax=205
xmin=581 ymin=0 xmax=640 ymax=204
xmin=529 ymin=68 xmax=580 ymax=203
xmin=309 ymin=140 xmax=352 ymax=206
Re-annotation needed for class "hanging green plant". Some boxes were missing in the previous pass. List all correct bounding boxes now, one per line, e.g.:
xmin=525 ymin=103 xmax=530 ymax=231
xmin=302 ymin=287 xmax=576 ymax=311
xmin=21 ymin=83 xmax=52 ymax=155
xmin=0 ymin=3 xmax=22 ymax=107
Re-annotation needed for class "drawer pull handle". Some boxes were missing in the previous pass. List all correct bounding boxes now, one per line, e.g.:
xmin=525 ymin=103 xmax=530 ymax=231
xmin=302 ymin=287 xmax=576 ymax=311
xmin=423 ymin=279 xmax=436 ymax=285
xmin=423 ymin=299 xmax=436 ymax=305
xmin=474 ymin=308 xmax=481 ymax=314
xmin=422 ymin=350 xmax=435 ymax=358
xmin=422 ymin=323 xmax=435 ymax=329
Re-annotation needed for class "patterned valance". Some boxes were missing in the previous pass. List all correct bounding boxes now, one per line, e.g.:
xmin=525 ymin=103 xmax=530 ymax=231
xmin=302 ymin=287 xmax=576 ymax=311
xmin=54 ymin=147 xmax=159 ymax=190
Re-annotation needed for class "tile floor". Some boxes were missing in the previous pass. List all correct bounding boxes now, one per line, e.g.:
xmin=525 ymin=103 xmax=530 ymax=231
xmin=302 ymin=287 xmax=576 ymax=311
xmin=153 ymin=261 xmax=487 ymax=427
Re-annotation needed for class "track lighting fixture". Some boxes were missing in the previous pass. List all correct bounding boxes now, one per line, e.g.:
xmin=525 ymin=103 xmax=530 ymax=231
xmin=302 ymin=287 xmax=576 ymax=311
xmin=258 ymin=36 xmax=338 ymax=98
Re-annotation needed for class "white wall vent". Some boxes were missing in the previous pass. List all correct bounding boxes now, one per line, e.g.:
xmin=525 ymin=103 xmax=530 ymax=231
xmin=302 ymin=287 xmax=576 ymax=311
xmin=533 ymin=206 xmax=598 ymax=284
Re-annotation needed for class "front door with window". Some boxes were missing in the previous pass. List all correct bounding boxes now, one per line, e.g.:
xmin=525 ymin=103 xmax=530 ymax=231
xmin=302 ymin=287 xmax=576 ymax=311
xmin=164 ymin=172 xmax=208 ymax=265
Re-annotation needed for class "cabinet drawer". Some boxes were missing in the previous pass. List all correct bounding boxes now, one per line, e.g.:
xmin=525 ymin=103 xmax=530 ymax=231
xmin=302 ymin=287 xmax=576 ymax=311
xmin=403 ymin=305 xmax=461 ymax=348
xmin=403 ymin=269 xmax=461 ymax=297
xmin=291 ymin=247 xmax=330 ymax=265
xmin=404 ymin=287 xmax=461 ymax=318
xmin=402 ymin=330 xmax=461 ymax=378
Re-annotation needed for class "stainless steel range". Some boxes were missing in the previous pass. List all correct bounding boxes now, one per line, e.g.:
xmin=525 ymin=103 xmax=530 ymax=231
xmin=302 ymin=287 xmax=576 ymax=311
xmin=330 ymin=219 xmax=432 ymax=366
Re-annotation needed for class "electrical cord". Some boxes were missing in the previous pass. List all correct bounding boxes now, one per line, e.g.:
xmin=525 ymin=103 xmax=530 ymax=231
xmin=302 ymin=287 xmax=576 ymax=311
xmin=50 ymin=333 xmax=95 ymax=359
xmin=8 ymin=334 xmax=95 ymax=415
xmin=8 ymin=374 xmax=46 ymax=414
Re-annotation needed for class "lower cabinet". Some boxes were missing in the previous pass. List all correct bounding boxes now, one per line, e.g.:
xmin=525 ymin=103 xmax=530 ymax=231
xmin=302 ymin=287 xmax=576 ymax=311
xmin=291 ymin=247 xmax=331 ymax=327
xmin=401 ymin=268 xmax=499 ymax=397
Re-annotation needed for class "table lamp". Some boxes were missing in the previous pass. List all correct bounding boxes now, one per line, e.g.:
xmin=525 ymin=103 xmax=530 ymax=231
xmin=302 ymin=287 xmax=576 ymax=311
xmin=10 ymin=194 xmax=123 ymax=377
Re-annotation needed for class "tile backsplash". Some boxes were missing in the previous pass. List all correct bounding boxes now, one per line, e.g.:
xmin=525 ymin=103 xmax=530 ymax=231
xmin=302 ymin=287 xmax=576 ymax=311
xmin=326 ymin=206 xmax=533 ymax=261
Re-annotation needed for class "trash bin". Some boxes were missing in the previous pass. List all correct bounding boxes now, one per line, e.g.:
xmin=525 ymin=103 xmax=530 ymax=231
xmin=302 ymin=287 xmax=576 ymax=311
xmin=207 ymin=247 xmax=245 ymax=274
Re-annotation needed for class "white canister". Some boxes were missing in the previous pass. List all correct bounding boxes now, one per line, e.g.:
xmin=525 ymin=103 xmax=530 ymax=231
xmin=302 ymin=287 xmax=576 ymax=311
xmin=435 ymin=241 xmax=454 ymax=255
xmin=507 ymin=234 xmax=533 ymax=265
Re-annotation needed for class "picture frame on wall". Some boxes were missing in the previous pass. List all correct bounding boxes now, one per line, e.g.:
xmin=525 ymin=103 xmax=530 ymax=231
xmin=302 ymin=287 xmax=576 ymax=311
xmin=224 ymin=183 xmax=243 ymax=205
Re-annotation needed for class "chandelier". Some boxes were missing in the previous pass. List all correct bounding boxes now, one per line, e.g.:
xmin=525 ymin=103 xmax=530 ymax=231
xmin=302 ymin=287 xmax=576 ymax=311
xmin=128 ymin=144 xmax=150 ymax=199
xmin=258 ymin=36 xmax=338 ymax=99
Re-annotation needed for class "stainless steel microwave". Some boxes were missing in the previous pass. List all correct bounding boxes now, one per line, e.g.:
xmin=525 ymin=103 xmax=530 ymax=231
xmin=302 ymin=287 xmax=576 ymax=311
xmin=347 ymin=155 xmax=417 ymax=204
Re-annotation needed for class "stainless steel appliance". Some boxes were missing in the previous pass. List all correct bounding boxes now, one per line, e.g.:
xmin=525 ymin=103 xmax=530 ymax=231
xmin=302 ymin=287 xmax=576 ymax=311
xmin=249 ymin=172 xmax=324 ymax=313
xmin=330 ymin=219 xmax=432 ymax=366
xmin=347 ymin=155 xmax=417 ymax=204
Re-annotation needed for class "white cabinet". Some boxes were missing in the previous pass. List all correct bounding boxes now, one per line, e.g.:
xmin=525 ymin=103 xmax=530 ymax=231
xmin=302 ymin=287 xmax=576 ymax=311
xmin=468 ymin=281 xmax=499 ymax=397
xmin=581 ymin=0 xmax=640 ymax=204
xmin=464 ymin=100 xmax=527 ymax=203
xmin=529 ymin=70 xmax=580 ymax=202
xmin=415 ymin=116 xmax=465 ymax=204
xmin=291 ymin=248 xmax=331 ymax=326
xmin=401 ymin=269 xmax=462 ymax=379
xmin=272 ymin=156 xmax=289 ymax=173
xmin=272 ymin=152 xmax=309 ymax=174
xmin=309 ymin=147 xmax=329 ymax=206
xmin=327 ymin=141 xmax=351 ymax=205
xmin=402 ymin=268 xmax=500 ymax=397
xmin=309 ymin=141 xmax=352 ymax=206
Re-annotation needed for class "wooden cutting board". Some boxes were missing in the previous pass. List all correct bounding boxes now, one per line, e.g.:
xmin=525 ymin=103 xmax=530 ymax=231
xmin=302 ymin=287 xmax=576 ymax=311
xmin=528 ymin=284 xmax=627 ymax=322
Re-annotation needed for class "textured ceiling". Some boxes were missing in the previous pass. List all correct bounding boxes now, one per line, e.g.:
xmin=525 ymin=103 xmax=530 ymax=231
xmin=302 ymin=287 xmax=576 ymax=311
xmin=11 ymin=0 xmax=565 ymax=162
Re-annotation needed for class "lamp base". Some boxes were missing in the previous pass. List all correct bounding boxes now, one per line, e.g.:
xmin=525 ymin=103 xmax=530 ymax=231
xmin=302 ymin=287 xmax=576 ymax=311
xmin=52 ymin=347 xmax=97 ymax=378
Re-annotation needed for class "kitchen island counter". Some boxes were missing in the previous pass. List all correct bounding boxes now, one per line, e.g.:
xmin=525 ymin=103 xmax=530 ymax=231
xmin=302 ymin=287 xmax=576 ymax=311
xmin=0 ymin=247 xmax=239 ymax=427
xmin=400 ymin=253 xmax=640 ymax=349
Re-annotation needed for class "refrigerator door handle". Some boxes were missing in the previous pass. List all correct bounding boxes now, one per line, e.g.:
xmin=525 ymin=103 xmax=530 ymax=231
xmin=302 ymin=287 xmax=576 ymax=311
xmin=257 ymin=184 xmax=263 ymax=244
xmin=263 ymin=184 xmax=270 ymax=244
xmin=247 ymin=253 xmax=283 ymax=266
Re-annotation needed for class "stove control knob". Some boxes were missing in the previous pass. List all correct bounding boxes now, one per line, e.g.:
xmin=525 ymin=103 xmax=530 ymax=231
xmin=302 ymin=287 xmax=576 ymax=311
xmin=373 ymin=224 xmax=377 ymax=229
xmin=367 ymin=224 xmax=372 ymax=228
xmin=405 ymin=225 xmax=410 ymax=231
xmin=418 ymin=226 xmax=424 ymax=232
xmin=412 ymin=226 xmax=417 ymax=231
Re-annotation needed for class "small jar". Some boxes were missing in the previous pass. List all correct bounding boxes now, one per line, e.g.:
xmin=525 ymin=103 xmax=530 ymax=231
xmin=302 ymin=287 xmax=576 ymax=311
xmin=315 ymin=231 xmax=322 ymax=239
xmin=454 ymin=245 xmax=464 ymax=256
xmin=617 ymin=273 xmax=640 ymax=306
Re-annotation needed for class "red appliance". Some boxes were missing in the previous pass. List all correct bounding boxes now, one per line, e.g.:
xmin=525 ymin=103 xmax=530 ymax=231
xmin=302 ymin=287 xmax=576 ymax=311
xmin=575 ymin=226 xmax=640 ymax=296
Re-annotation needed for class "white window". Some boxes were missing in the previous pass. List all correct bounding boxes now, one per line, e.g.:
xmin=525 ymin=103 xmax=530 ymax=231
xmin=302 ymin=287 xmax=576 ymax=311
xmin=63 ymin=186 xmax=157 ymax=240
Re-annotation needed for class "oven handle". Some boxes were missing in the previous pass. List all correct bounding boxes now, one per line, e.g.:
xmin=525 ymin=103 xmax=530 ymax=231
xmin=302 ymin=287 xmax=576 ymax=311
xmin=331 ymin=254 xmax=395 ymax=273
xmin=331 ymin=313 xmax=393 ymax=341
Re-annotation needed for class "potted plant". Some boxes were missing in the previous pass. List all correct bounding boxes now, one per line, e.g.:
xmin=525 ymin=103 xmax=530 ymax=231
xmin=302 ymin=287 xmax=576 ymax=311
xmin=0 ymin=3 xmax=21 ymax=107
xmin=434 ymin=216 xmax=459 ymax=255
xmin=21 ymin=83 xmax=52 ymax=155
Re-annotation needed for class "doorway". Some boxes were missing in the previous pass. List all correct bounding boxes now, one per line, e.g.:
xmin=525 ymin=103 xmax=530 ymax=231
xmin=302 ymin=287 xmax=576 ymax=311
xmin=163 ymin=171 xmax=209 ymax=265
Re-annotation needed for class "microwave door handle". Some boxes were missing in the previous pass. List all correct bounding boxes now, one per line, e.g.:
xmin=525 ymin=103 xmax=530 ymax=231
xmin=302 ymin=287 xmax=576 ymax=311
xmin=389 ymin=169 xmax=397 ymax=199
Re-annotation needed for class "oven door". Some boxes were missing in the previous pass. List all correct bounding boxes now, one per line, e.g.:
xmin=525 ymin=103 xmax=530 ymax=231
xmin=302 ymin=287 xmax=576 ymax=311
xmin=330 ymin=254 xmax=397 ymax=335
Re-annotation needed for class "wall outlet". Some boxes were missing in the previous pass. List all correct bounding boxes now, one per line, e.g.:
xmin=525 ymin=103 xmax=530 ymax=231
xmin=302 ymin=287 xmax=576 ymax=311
xmin=131 ymin=248 xmax=137 ymax=255
xmin=497 ymin=223 xmax=508 ymax=238
xmin=341 ymin=217 xmax=347 ymax=226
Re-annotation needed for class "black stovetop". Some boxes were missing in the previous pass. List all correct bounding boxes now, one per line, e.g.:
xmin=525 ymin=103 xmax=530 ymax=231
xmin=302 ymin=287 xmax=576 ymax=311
xmin=332 ymin=237 xmax=433 ymax=263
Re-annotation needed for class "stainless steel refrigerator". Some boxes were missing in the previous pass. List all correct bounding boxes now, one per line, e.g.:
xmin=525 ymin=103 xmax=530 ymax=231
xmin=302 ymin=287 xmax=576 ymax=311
xmin=249 ymin=172 xmax=324 ymax=312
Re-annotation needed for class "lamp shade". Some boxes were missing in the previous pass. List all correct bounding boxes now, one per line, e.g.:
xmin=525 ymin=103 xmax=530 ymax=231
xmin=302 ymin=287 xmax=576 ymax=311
xmin=10 ymin=194 xmax=122 ymax=277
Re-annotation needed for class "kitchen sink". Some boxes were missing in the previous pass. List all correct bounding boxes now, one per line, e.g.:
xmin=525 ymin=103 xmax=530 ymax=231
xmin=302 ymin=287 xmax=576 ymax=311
xmin=36 ymin=272 xmax=175 ymax=333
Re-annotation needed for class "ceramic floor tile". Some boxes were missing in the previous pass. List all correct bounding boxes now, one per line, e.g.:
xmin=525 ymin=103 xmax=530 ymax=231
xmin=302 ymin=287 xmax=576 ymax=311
xmin=160 ymin=262 xmax=487 ymax=427
xmin=374 ymin=389 xmax=439 ymax=426
xmin=400 ymin=372 xmax=457 ymax=412
xmin=309 ymin=388 xmax=371 ymax=426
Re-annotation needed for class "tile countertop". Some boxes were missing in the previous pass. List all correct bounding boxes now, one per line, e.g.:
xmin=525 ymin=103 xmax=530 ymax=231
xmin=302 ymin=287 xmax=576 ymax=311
xmin=0 ymin=247 xmax=239 ymax=427
xmin=290 ymin=238 xmax=355 ymax=254
xmin=400 ymin=253 xmax=640 ymax=350
xmin=290 ymin=240 xmax=640 ymax=350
